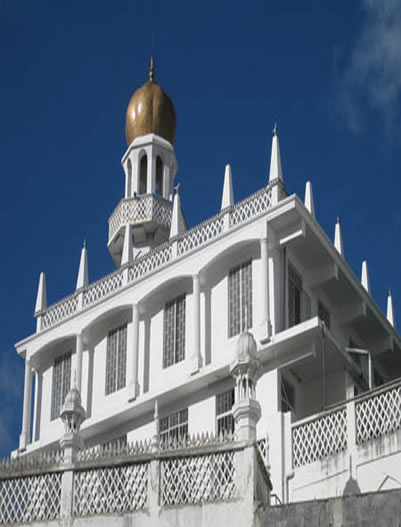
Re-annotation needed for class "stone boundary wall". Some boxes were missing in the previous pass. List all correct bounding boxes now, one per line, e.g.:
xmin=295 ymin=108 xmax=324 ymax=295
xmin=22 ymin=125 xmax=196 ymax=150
xmin=258 ymin=488 xmax=401 ymax=527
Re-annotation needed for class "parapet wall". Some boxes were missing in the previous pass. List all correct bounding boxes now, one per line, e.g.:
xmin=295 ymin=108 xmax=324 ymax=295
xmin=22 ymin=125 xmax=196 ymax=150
xmin=257 ymin=488 xmax=401 ymax=527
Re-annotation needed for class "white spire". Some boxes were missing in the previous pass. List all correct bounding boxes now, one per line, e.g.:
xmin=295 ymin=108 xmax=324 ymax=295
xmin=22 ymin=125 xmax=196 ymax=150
xmin=304 ymin=181 xmax=315 ymax=217
xmin=76 ymin=242 xmax=88 ymax=290
xmin=121 ymin=224 xmax=133 ymax=266
xmin=34 ymin=272 xmax=47 ymax=315
xmin=387 ymin=289 xmax=395 ymax=328
xmin=334 ymin=217 xmax=344 ymax=256
xmin=221 ymin=164 xmax=234 ymax=210
xmin=169 ymin=190 xmax=186 ymax=239
xmin=361 ymin=260 xmax=370 ymax=294
xmin=268 ymin=123 xmax=283 ymax=184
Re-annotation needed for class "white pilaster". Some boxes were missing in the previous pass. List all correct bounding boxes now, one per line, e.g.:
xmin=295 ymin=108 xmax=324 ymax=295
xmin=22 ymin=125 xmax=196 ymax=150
xmin=19 ymin=357 xmax=33 ymax=450
xmin=190 ymin=274 xmax=202 ymax=374
xmin=128 ymin=303 xmax=140 ymax=400
xmin=75 ymin=333 xmax=83 ymax=393
xmin=259 ymin=238 xmax=271 ymax=341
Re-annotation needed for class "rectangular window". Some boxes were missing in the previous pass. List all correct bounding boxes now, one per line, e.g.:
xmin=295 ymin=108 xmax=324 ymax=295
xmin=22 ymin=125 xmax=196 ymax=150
xmin=288 ymin=263 xmax=303 ymax=327
xmin=281 ymin=376 xmax=295 ymax=413
xmin=51 ymin=353 xmax=71 ymax=421
xmin=160 ymin=408 xmax=188 ymax=446
xmin=318 ymin=300 xmax=330 ymax=329
xmin=163 ymin=294 xmax=186 ymax=368
xmin=216 ymin=389 xmax=235 ymax=436
xmin=228 ymin=260 xmax=253 ymax=337
xmin=105 ymin=325 xmax=127 ymax=395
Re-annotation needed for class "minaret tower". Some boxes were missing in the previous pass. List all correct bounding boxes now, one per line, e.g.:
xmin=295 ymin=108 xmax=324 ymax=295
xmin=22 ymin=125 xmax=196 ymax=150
xmin=108 ymin=57 xmax=179 ymax=266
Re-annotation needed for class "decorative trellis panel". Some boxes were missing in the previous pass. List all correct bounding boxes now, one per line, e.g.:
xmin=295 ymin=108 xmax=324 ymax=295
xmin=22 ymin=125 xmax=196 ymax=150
xmin=0 ymin=472 xmax=62 ymax=524
xmin=257 ymin=438 xmax=270 ymax=469
xmin=356 ymin=384 xmax=401 ymax=444
xmin=177 ymin=216 xmax=224 ymax=256
xmin=230 ymin=186 xmax=273 ymax=228
xmin=161 ymin=451 xmax=235 ymax=506
xmin=83 ymin=271 xmax=123 ymax=307
xmin=128 ymin=244 xmax=172 ymax=283
xmin=109 ymin=196 xmax=173 ymax=241
xmin=254 ymin=454 xmax=270 ymax=505
xmin=41 ymin=296 xmax=78 ymax=329
xmin=73 ymin=463 xmax=148 ymax=517
xmin=292 ymin=407 xmax=347 ymax=467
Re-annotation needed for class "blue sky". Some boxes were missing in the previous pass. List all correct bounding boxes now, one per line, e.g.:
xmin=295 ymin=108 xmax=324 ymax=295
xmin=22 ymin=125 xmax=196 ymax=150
xmin=1 ymin=0 xmax=401 ymax=457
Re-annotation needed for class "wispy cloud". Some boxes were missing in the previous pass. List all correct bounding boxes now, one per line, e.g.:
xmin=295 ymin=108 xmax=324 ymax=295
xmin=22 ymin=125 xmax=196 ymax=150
xmin=337 ymin=0 xmax=401 ymax=133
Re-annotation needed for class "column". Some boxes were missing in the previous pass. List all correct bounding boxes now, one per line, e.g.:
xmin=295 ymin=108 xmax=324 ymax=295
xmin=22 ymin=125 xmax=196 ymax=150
xmin=190 ymin=274 xmax=202 ymax=374
xmin=19 ymin=357 xmax=33 ymax=450
xmin=32 ymin=370 xmax=43 ymax=442
xmin=163 ymin=163 xmax=171 ymax=200
xmin=259 ymin=238 xmax=271 ymax=341
xmin=75 ymin=333 xmax=83 ymax=393
xmin=128 ymin=303 xmax=140 ymax=401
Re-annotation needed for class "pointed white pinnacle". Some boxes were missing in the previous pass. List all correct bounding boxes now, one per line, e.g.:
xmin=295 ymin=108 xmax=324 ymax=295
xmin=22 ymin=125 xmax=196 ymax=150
xmin=221 ymin=164 xmax=234 ymax=210
xmin=269 ymin=124 xmax=283 ymax=184
xmin=361 ymin=260 xmax=370 ymax=294
xmin=169 ymin=191 xmax=186 ymax=239
xmin=387 ymin=289 xmax=395 ymax=328
xmin=304 ymin=181 xmax=315 ymax=217
xmin=121 ymin=224 xmax=133 ymax=266
xmin=334 ymin=217 xmax=344 ymax=257
xmin=35 ymin=272 xmax=47 ymax=314
xmin=76 ymin=243 xmax=88 ymax=290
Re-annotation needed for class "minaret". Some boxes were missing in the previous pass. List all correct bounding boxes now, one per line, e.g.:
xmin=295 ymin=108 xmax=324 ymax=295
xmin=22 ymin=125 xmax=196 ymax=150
xmin=108 ymin=57 xmax=179 ymax=266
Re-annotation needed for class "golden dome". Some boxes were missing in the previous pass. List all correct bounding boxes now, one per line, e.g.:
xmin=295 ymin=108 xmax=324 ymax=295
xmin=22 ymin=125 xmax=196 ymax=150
xmin=125 ymin=57 xmax=176 ymax=145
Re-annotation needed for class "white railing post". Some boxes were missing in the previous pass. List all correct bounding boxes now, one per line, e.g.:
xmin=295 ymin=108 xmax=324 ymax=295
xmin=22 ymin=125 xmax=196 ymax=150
xmin=60 ymin=468 xmax=74 ymax=524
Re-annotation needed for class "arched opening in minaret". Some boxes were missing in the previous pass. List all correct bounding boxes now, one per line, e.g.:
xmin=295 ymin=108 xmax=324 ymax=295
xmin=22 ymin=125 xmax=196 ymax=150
xmin=127 ymin=159 xmax=132 ymax=197
xmin=155 ymin=156 xmax=163 ymax=196
xmin=139 ymin=154 xmax=147 ymax=194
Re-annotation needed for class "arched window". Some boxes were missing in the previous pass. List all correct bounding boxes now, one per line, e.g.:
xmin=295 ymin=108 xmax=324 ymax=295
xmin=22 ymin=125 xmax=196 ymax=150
xmin=126 ymin=159 xmax=132 ymax=197
xmin=139 ymin=154 xmax=147 ymax=194
xmin=156 ymin=156 xmax=163 ymax=196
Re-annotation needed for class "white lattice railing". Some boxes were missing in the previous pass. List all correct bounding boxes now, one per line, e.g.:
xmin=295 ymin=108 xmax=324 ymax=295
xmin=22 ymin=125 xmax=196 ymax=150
xmin=38 ymin=181 xmax=279 ymax=331
xmin=128 ymin=243 xmax=172 ymax=283
xmin=83 ymin=270 xmax=123 ymax=308
xmin=41 ymin=295 xmax=78 ymax=330
xmin=108 ymin=195 xmax=173 ymax=241
xmin=177 ymin=214 xmax=224 ymax=257
xmin=292 ymin=406 xmax=347 ymax=467
xmin=0 ymin=472 xmax=62 ymax=524
xmin=161 ymin=450 xmax=236 ymax=506
xmin=356 ymin=380 xmax=401 ymax=445
xmin=73 ymin=462 xmax=148 ymax=516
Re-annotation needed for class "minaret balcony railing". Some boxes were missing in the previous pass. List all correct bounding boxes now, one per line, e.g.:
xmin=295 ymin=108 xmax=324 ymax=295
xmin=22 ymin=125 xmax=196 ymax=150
xmin=108 ymin=194 xmax=174 ymax=243
xmin=37 ymin=181 xmax=283 ymax=331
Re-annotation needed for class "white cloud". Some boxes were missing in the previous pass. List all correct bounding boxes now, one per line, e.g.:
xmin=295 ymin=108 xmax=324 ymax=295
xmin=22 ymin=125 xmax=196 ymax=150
xmin=337 ymin=0 xmax=401 ymax=133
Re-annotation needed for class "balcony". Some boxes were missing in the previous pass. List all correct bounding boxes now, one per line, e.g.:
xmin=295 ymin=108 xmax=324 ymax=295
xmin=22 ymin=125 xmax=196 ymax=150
xmin=108 ymin=194 xmax=173 ymax=243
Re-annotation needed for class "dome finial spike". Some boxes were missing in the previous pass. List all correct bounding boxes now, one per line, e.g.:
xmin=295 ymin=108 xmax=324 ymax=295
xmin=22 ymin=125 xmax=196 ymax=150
xmin=273 ymin=122 xmax=277 ymax=136
xmin=149 ymin=55 xmax=154 ymax=83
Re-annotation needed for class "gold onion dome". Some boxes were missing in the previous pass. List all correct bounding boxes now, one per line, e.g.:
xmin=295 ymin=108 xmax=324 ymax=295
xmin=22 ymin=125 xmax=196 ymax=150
xmin=125 ymin=57 xmax=176 ymax=145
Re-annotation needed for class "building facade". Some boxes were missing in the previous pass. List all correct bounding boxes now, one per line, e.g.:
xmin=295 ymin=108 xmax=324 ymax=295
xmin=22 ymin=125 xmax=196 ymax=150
xmin=13 ymin=58 xmax=401 ymax=507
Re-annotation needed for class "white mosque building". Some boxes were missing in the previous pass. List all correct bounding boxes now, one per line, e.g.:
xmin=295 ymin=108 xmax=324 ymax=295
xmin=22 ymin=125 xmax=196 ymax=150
xmin=12 ymin=58 xmax=401 ymax=507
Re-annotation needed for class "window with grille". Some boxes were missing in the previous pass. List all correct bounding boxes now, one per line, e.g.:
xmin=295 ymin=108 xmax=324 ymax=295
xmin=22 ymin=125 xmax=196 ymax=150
xmin=51 ymin=352 xmax=71 ymax=421
xmin=163 ymin=294 xmax=186 ymax=368
xmin=318 ymin=300 xmax=330 ymax=329
xmin=216 ymin=389 xmax=235 ymax=436
xmin=288 ymin=263 xmax=303 ymax=327
xmin=228 ymin=260 xmax=253 ymax=337
xmin=160 ymin=408 xmax=188 ymax=446
xmin=281 ymin=376 xmax=295 ymax=413
xmin=105 ymin=325 xmax=127 ymax=395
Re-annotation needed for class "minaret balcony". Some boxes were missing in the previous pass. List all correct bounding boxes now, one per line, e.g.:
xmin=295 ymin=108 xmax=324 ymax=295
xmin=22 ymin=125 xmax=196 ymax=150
xmin=108 ymin=194 xmax=173 ymax=248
